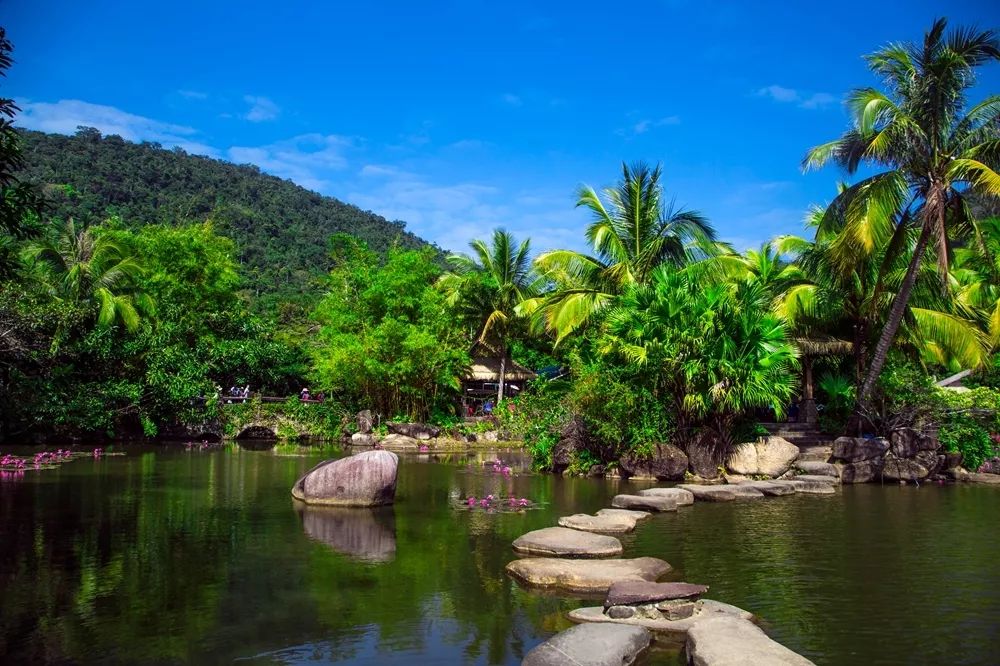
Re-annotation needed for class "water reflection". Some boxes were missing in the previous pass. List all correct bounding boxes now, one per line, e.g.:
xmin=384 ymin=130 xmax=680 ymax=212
xmin=296 ymin=504 xmax=397 ymax=562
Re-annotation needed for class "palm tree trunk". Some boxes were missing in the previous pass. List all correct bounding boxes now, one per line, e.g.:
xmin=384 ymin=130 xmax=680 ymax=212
xmin=856 ymin=202 xmax=938 ymax=411
xmin=497 ymin=344 xmax=507 ymax=403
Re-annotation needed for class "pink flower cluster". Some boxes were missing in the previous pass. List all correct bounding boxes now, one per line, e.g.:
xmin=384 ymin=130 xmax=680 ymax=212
xmin=419 ymin=444 xmax=430 ymax=452
xmin=1 ymin=454 xmax=26 ymax=469
xmin=490 ymin=459 xmax=513 ymax=476
xmin=465 ymin=494 xmax=531 ymax=509
xmin=93 ymin=448 xmax=103 ymax=458
xmin=33 ymin=450 xmax=74 ymax=466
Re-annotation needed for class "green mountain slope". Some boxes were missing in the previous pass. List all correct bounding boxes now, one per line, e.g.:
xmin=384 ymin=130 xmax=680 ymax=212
xmin=16 ymin=127 xmax=434 ymax=304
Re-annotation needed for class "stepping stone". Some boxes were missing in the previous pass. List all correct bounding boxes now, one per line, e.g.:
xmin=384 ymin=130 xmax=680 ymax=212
xmin=735 ymin=480 xmax=796 ymax=496
xmin=611 ymin=494 xmax=677 ymax=511
xmin=676 ymin=485 xmax=736 ymax=502
xmin=559 ymin=512 xmax=640 ymax=534
xmin=686 ymin=616 xmax=816 ymax=665
xmin=513 ymin=527 xmax=622 ymax=558
xmin=796 ymin=474 xmax=840 ymax=485
xmin=505 ymin=557 xmax=672 ymax=594
xmin=568 ymin=599 xmax=754 ymax=636
xmin=637 ymin=487 xmax=695 ymax=505
xmin=794 ymin=460 xmax=839 ymax=477
xmin=772 ymin=479 xmax=836 ymax=495
xmin=596 ymin=508 xmax=652 ymax=522
xmin=523 ymin=623 xmax=651 ymax=666
xmin=605 ymin=581 xmax=708 ymax=607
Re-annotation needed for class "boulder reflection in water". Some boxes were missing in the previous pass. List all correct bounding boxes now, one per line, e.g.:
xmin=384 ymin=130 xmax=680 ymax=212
xmin=296 ymin=504 xmax=397 ymax=562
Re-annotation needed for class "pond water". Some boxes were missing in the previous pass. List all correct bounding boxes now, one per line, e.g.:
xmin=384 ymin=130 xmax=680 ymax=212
xmin=1 ymin=443 xmax=998 ymax=665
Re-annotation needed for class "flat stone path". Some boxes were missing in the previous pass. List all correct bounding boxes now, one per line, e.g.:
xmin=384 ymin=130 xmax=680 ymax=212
xmin=637 ymin=487 xmax=695 ymax=505
xmin=611 ymin=494 xmax=677 ymax=511
xmin=795 ymin=474 xmax=840 ymax=485
xmin=559 ymin=512 xmax=642 ymax=534
xmin=736 ymin=480 xmax=796 ymax=496
xmin=676 ymin=485 xmax=737 ymax=502
xmin=686 ymin=616 xmax=816 ymax=665
xmin=513 ymin=527 xmax=622 ymax=558
xmin=506 ymin=557 xmax=672 ymax=593
xmin=772 ymin=479 xmax=836 ymax=494
xmin=522 ymin=623 xmax=651 ymax=666
xmin=568 ymin=599 xmax=754 ymax=637
xmin=596 ymin=508 xmax=652 ymax=521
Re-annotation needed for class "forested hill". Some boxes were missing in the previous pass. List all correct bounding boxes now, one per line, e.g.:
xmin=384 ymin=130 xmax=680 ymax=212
xmin=16 ymin=127 xmax=434 ymax=303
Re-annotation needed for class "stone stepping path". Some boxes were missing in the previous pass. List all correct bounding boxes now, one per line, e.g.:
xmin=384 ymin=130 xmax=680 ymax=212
xmin=687 ymin=616 xmax=816 ymax=665
xmin=605 ymin=581 xmax=709 ymax=607
xmin=611 ymin=494 xmax=677 ymax=512
xmin=559 ymin=512 xmax=642 ymax=533
xmin=513 ymin=527 xmax=622 ymax=558
xmin=522 ymin=623 xmax=652 ymax=666
xmin=637 ymin=487 xmax=694 ymax=505
xmin=506 ymin=557 xmax=672 ymax=594
xmin=735 ymin=480 xmax=796 ymax=496
xmin=568 ymin=599 xmax=754 ymax=637
xmin=596 ymin=508 xmax=652 ymax=522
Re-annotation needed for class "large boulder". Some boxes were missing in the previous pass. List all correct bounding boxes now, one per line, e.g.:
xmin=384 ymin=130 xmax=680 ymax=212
xmin=552 ymin=416 xmax=588 ymax=474
xmin=512 ymin=527 xmax=623 ymax=558
xmin=914 ymin=450 xmax=944 ymax=476
xmin=291 ymin=450 xmax=399 ymax=507
xmin=977 ymin=457 xmax=1000 ymax=475
xmin=686 ymin=432 xmax=726 ymax=478
xmin=831 ymin=436 xmax=889 ymax=463
xmin=686 ymin=616 xmax=815 ymax=665
xmin=356 ymin=409 xmax=374 ymax=434
xmin=839 ymin=459 xmax=883 ymax=484
xmin=386 ymin=422 xmax=440 ymax=440
xmin=522 ymin=623 xmax=651 ymax=666
xmin=726 ymin=436 xmax=799 ymax=477
xmin=881 ymin=453 xmax=929 ymax=482
xmin=351 ymin=432 xmax=378 ymax=447
xmin=505 ymin=557 xmax=671 ymax=593
xmin=619 ymin=443 xmax=689 ymax=481
xmin=794 ymin=460 xmax=838 ymax=477
xmin=381 ymin=433 xmax=421 ymax=450
xmin=943 ymin=451 xmax=963 ymax=470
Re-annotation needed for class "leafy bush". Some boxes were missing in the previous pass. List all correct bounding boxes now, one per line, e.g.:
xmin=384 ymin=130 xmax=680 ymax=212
xmin=929 ymin=387 xmax=1000 ymax=471
xmin=495 ymin=378 xmax=570 ymax=468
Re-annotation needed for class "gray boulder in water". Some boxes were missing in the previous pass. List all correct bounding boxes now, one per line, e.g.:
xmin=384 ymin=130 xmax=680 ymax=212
xmin=292 ymin=450 xmax=399 ymax=506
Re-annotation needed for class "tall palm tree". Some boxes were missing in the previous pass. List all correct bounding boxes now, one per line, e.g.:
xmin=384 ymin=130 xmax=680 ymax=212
xmin=438 ymin=228 xmax=541 ymax=402
xmin=526 ymin=161 xmax=716 ymax=341
xmin=804 ymin=18 xmax=1000 ymax=411
xmin=32 ymin=219 xmax=153 ymax=337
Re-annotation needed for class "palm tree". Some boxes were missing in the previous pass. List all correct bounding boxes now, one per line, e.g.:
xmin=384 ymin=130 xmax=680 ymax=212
xmin=526 ymin=161 xmax=716 ymax=341
xmin=31 ymin=219 xmax=153 ymax=338
xmin=803 ymin=18 xmax=1000 ymax=412
xmin=438 ymin=228 xmax=541 ymax=402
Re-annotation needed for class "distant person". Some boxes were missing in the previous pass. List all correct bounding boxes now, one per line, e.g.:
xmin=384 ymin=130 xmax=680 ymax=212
xmin=483 ymin=399 xmax=494 ymax=416
xmin=300 ymin=387 xmax=310 ymax=401
xmin=242 ymin=385 xmax=250 ymax=398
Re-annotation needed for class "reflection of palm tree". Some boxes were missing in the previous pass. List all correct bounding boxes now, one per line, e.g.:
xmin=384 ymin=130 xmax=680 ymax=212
xmin=32 ymin=219 xmax=153 ymax=334
xmin=803 ymin=18 xmax=1000 ymax=409
xmin=527 ymin=161 xmax=716 ymax=341
xmin=439 ymin=228 xmax=541 ymax=402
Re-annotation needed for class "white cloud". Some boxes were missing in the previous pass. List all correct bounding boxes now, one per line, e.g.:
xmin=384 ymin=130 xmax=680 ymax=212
xmin=243 ymin=95 xmax=280 ymax=122
xmin=228 ymin=134 xmax=352 ymax=191
xmin=14 ymin=98 xmax=220 ymax=157
xmin=756 ymin=85 xmax=836 ymax=110
xmin=502 ymin=93 xmax=523 ymax=107
xmin=177 ymin=89 xmax=208 ymax=100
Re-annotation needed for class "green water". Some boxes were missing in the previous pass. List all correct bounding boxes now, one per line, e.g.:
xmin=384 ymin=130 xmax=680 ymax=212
xmin=0 ymin=444 xmax=998 ymax=665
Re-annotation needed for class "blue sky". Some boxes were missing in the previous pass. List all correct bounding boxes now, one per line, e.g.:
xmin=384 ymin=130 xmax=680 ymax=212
xmin=5 ymin=0 xmax=999 ymax=254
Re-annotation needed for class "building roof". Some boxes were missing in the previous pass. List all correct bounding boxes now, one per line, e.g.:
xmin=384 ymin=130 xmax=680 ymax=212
xmin=465 ymin=357 xmax=537 ymax=382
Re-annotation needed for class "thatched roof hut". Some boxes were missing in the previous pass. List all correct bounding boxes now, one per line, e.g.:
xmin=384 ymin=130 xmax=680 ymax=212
xmin=466 ymin=357 xmax=537 ymax=383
